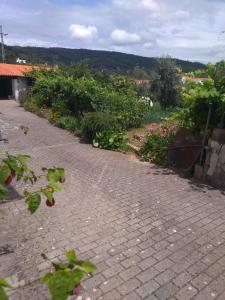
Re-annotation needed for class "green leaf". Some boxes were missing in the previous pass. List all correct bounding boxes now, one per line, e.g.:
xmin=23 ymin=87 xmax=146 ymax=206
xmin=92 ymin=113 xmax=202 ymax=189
xmin=0 ymin=287 xmax=9 ymax=300
xmin=48 ymin=182 xmax=62 ymax=192
xmin=42 ymin=269 xmax=83 ymax=300
xmin=0 ymin=165 xmax=11 ymax=182
xmin=26 ymin=194 xmax=41 ymax=214
xmin=42 ymin=189 xmax=54 ymax=201
xmin=16 ymin=155 xmax=30 ymax=164
xmin=0 ymin=185 xmax=7 ymax=199
xmin=47 ymin=168 xmax=64 ymax=183
xmin=66 ymin=250 xmax=77 ymax=263
xmin=79 ymin=261 xmax=96 ymax=273
xmin=0 ymin=277 xmax=12 ymax=288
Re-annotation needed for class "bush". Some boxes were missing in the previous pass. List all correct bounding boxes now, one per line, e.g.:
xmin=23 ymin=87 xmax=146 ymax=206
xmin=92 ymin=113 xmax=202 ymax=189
xmin=140 ymin=131 xmax=175 ymax=165
xmin=173 ymin=61 xmax=225 ymax=133
xmin=57 ymin=116 xmax=81 ymax=135
xmin=81 ymin=112 xmax=120 ymax=141
xmin=91 ymin=89 xmax=147 ymax=129
xmin=24 ymin=65 xmax=149 ymax=144
xmin=174 ymin=79 xmax=222 ymax=132
xmin=22 ymin=94 xmax=46 ymax=117
xmin=143 ymin=103 xmax=176 ymax=124
xmin=93 ymin=131 xmax=128 ymax=150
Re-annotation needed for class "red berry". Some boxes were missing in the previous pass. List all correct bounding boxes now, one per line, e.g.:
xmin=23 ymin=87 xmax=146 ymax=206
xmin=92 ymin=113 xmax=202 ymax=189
xmin=46 ymin=198 xmax=55 ymax=207
xmin=4 ymin=175 xmax=13 ymax=185
xmin=11 ymin=170 xmax=16 ymax=178
xmin=72 ymin=284 xmax=81 ymax=295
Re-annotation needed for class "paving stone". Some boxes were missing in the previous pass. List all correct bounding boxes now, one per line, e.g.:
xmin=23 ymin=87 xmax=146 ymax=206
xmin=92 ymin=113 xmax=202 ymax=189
xmin=138 ymin=256 xmax=158 ymax=271
xmin=100 ymin=276 xmax=124 ymax=293
xmin=136 ymin=280 xmax=160 ymax=298
xmin=137 ymin=267 xmax=159 ymax=283
xmin=103 ymin=263 xmax=125 ymax=279
xmin=194 ymin=286 xmax=218 ymax=300
xmin=117 ymin=278 xmax=141 ymax=296
xmin=121 ymin=291 xmax=141 ymax=300
xmin=173 ymin=271 xmax=192 ymax=288
xmin=102 ymin=290 xmax=121 ymax=300
xmin=154 ymin=282 xmax=178 ymax=300
xmin=175 ymin=284 xmax=198 ymax=300
xmin=155 ymin=258 xmax=174 ymax=272
xmin=1 ymin=100 xmax=225 ymax=299
xmin=191 ymin=273 xmax=212 ymax=290
xmin=155 ymin=269 xmax=176 ymax=285
xmin=119 ymin=266 xmax=141 ymax=281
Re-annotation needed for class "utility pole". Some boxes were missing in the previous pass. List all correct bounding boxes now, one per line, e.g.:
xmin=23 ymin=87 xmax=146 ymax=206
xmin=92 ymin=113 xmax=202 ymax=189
xmin=0 ymin=25 xmax=8 ymax=63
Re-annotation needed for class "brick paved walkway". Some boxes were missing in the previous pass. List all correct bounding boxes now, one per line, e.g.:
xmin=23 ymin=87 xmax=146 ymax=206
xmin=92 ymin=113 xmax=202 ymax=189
xmin=1 ymin=100 xmax=225 ymax=300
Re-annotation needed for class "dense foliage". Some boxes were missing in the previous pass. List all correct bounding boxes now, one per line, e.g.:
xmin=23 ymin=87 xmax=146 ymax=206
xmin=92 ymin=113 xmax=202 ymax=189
xmin=173 ymin=61 xmax=225 ymax=132
xmin=23 ymin=65 xmax=148 ymax=147
xmin=151 ymin=58 xmax=182 ymax=108
xmin=93 ymin=131 xmax=129 ymax=151
xmin=140 ymin=121 xmax=176 ymax=165
xmin=81 ymin=112 xmax=119 ymax=141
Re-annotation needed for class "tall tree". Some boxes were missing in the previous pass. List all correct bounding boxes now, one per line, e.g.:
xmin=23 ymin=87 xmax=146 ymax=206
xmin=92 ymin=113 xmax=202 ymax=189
xmin=151 ymin=57 xmax=182 ymax=108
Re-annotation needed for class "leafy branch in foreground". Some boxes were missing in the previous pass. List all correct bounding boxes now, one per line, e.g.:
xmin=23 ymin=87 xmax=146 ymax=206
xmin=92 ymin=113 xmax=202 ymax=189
xmin=0 ymin=151 xmax=96 ymax=300
xmin=0 ymin=276 xmax=13 ymax=300
xmin=41 ymin=250 xmax=96 ymax=300
xmin=0 ymin=154 xmax=65 ymax=213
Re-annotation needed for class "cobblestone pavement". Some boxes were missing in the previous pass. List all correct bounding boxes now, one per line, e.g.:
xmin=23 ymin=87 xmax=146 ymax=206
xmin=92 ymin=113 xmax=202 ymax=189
xmin=1 ymin=101 xmax=225 ymax=300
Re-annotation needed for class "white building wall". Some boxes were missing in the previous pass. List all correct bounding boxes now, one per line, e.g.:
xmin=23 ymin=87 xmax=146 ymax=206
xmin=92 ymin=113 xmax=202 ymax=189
xmin=12 ymin=78 xmax=28 ymax=101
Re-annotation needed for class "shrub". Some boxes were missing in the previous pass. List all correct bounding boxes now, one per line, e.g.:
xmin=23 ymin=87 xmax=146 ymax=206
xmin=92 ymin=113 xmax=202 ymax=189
xmin=93 ymin=131 xmax=128 ymax=150
xmin=173 ymin=61 xmax=225 ymax=133
xmin=143 ymin=103 xmax=176 ymax=124
xmin=140 ymin=132 xmax=174 ymax=165
xmin=81 ymin=112 xmax=120 ymax=141
xmin=174 ymin=79 xmax=222 ymax=132
xmin=25 ymin=65 xmax=149 ymax=139
xmin=22 ymin=94 xmax=46 ymax=118
xmin=91 ymin=89 xmax=147 ymax=129
xmin=57 ymin=116 xmax=81 ymax=135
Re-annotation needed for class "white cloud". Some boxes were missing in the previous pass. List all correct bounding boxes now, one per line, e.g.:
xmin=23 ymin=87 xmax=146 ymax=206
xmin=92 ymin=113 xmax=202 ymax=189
xmin=2 ymin=0 xmax=225 ymax=62
xmin=113 ymin=0 xmax=160 ymax=12
xmin=139 ymin=0 xmax=160 ymax=12
xmin=174 ymin=10 xmax=190 ymax=18
xmin=144 ymin=42 xmax=153 ymax=48
xmin=6 ymin=38 xmax=58 ymax=48
xmin=69 ymin=24 xmax=97 ymax=41
xmin=111 ymin=29 xmax=142 ymax=45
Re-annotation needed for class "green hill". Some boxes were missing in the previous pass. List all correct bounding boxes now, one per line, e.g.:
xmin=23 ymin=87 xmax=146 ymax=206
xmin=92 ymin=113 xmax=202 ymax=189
xmin=5 ymin=45 xmax=205 ymax=74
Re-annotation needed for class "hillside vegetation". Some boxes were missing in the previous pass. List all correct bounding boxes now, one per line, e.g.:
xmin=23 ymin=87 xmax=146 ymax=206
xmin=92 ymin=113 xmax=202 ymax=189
xmin=5 ymin=45 xmax=204 ymax=74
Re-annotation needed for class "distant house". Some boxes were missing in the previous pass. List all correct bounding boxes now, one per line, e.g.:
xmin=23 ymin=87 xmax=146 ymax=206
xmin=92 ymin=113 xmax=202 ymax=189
xmin=16 ymin=58 xmax=27 ymax=64
xmin=133 ymin=79 xmax=153 ymax=87
xmin=182 ymin=76 xmax=209 ymax=84
xmin=0 ymin=63 xmax=43 ymax=101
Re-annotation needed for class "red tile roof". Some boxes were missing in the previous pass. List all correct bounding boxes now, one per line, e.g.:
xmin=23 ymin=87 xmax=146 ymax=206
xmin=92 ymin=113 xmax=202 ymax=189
xmin=0 ymin=63 xmax=44 ymax=77
xmin=182 ymin=76 xmax=209 ymax=82
xmin=133 ymin=79 xmax=153 ymax=85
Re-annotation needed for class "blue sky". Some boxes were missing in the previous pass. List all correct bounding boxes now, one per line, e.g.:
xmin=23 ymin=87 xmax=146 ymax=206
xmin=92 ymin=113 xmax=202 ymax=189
xmin=1 ymin=0 xmax=225 ymax=62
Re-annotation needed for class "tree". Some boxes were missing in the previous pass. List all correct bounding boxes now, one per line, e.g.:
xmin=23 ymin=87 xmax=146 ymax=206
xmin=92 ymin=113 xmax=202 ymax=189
xmin=151 ymin=57 xmax=182 ymax=109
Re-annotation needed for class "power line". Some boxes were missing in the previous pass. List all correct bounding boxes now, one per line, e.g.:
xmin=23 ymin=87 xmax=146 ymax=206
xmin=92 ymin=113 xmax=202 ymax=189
xmin=0 ymin=25 xmax=8 ymax=63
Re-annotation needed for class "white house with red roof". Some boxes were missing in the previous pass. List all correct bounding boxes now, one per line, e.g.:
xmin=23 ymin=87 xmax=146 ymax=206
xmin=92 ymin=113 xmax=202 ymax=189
xmin=0 ymin=63 xmax=44 ymax=101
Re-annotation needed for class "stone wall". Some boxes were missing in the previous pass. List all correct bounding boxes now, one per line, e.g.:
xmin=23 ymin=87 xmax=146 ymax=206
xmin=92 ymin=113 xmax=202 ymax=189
xmin=196 ymin=128 xmax=225 ymax=189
